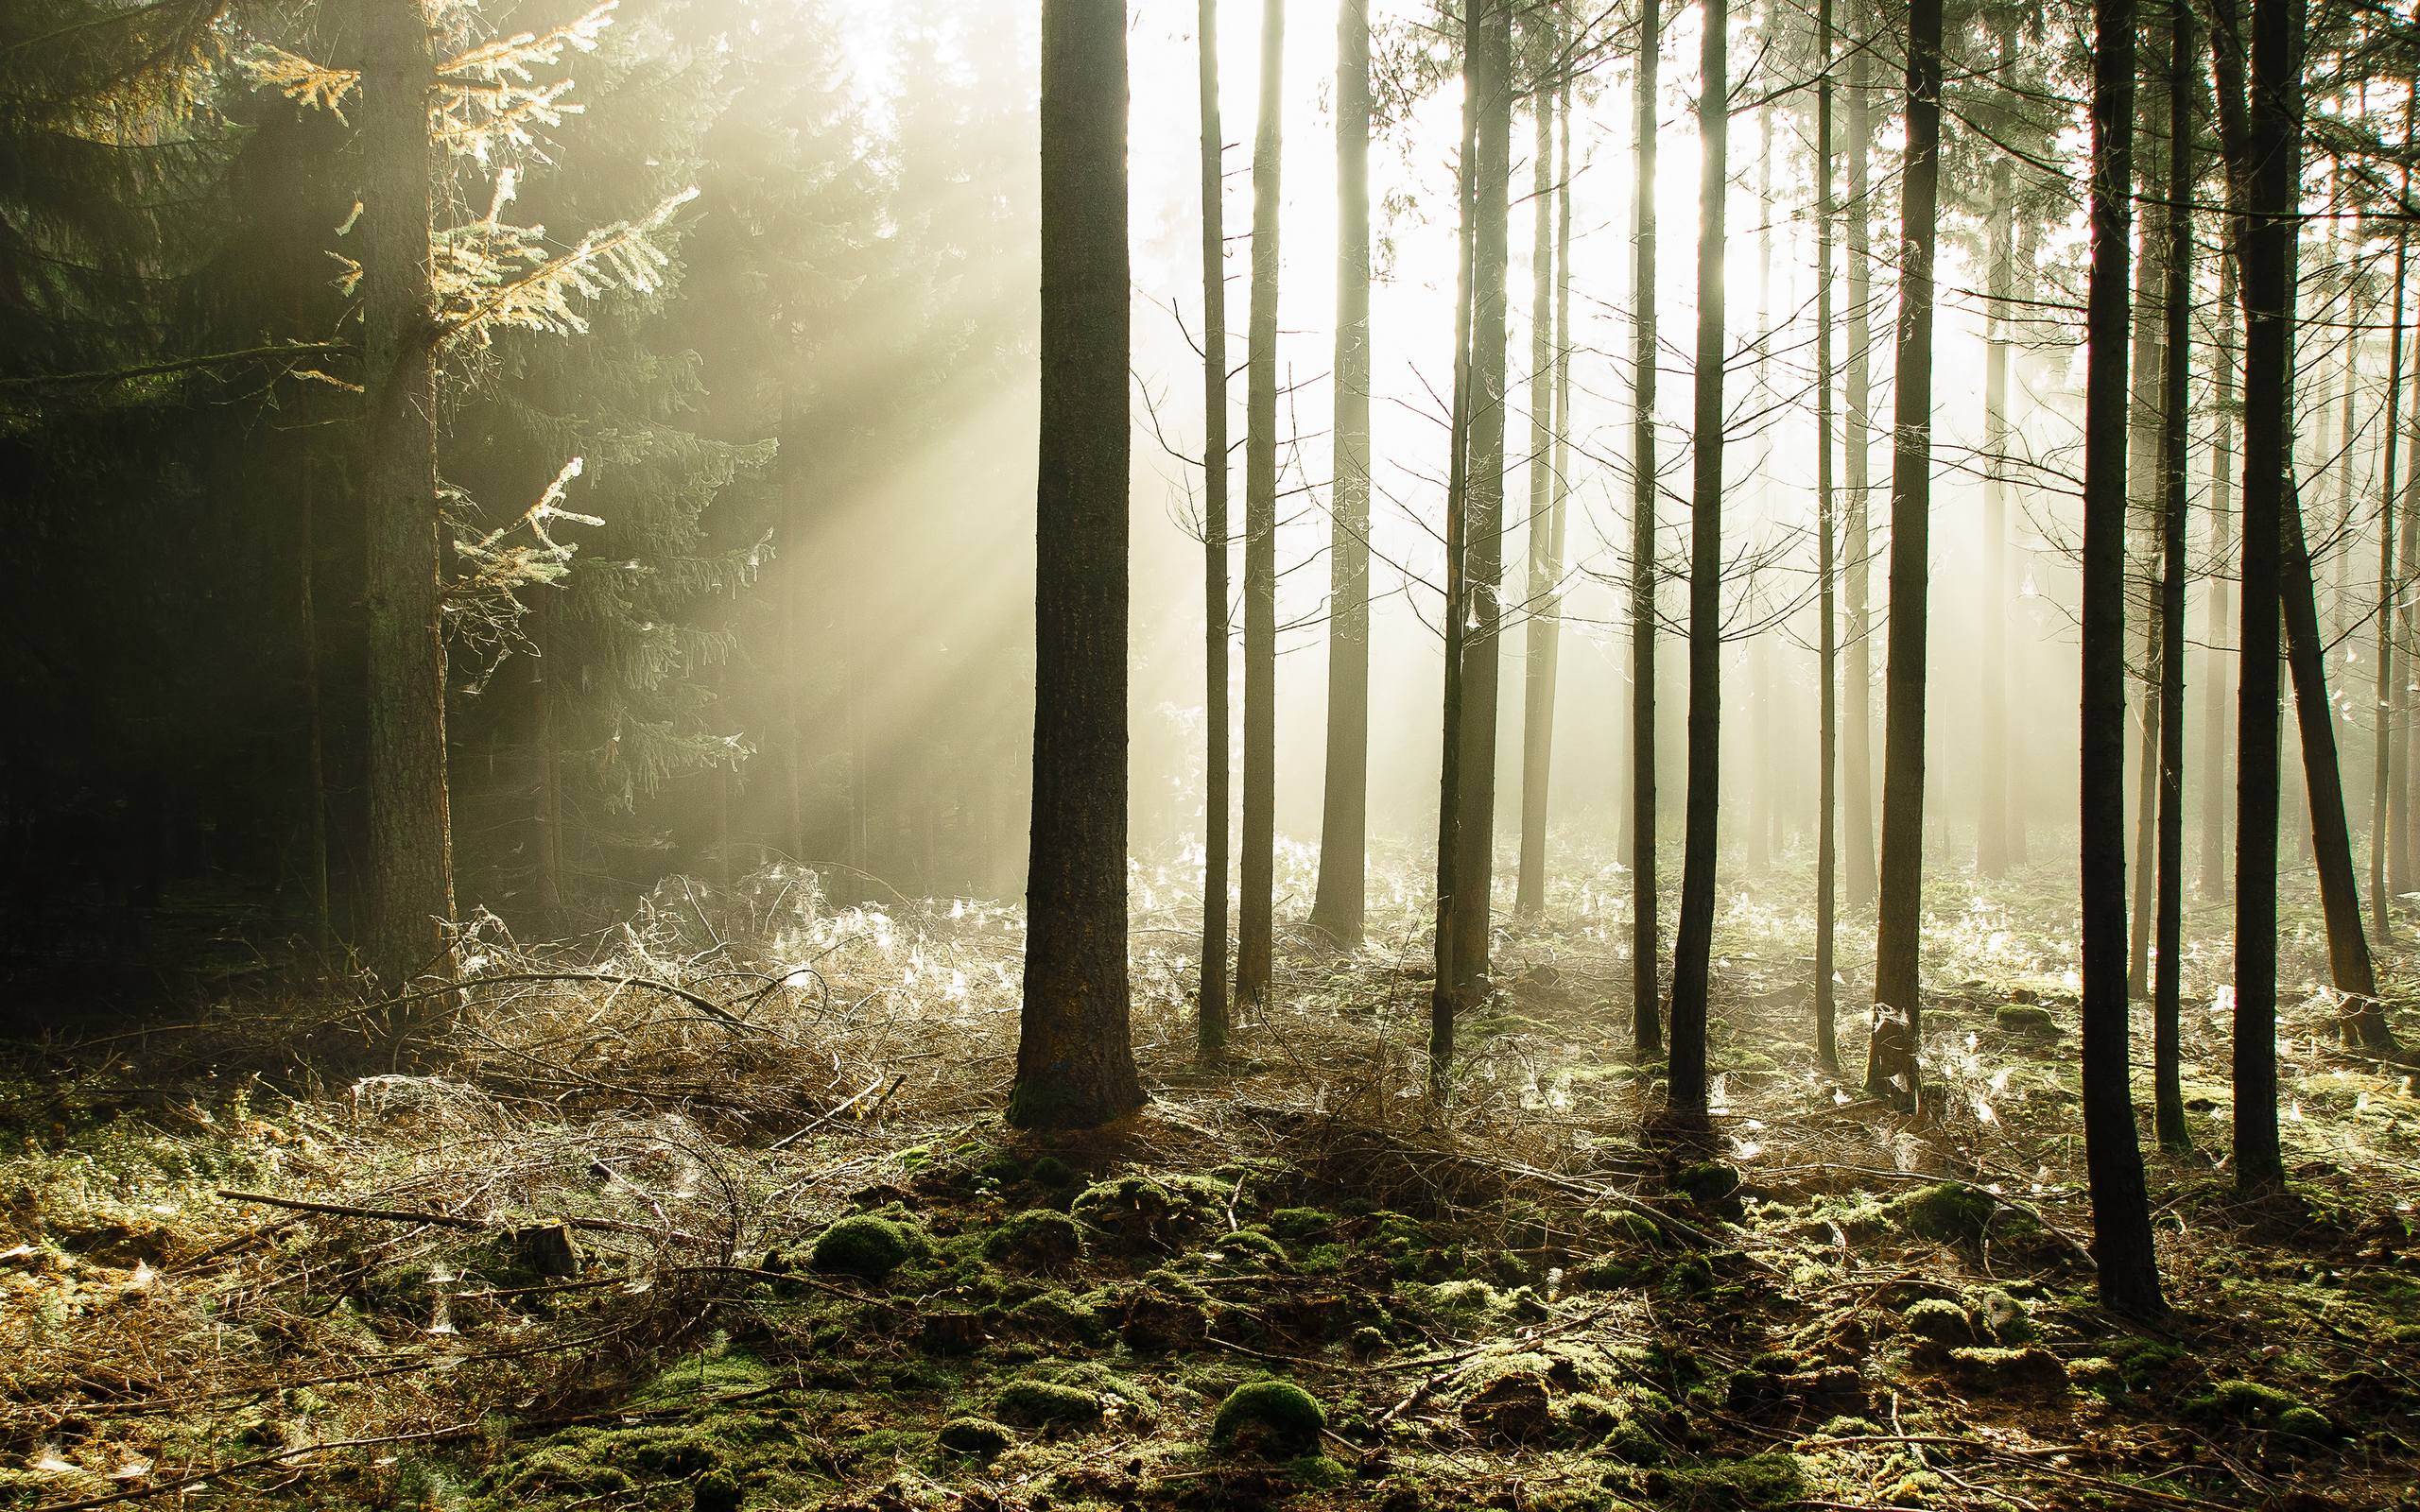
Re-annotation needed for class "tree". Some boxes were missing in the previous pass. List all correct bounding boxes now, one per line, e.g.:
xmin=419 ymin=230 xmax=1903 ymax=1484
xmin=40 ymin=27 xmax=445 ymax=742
xmin=1198 ymin=0 xmax=1234 ymax=1053
xmin=2373 ymin=86 xmax=2415 ymax=946
xmin=1514 ymin=10 xmax=1566 ymax=923
xmin=1629 ymin=0 xmax=1664 ymax=1057
xmin=1813 ymin=0 xmax=1841 ymax=1072
xmin=2080 ymin=0 xmax=2168 ymax=1318
xmin=1666 ymin=0 xmax=1727 ymax=1116
xmin=2125 ymin=44 xmax=2169 ymax=1001
xmin=1311 ymin=0 xmax=1373 ymax=951
xmin=1011 ymin=0 xmax=1145 ymax=1133
xmin=2202 ymin=249 xmax=2237 ymax=899
xmin=1865 ymin=0 xmax=1945 ymax=1108
xmin=1236 ymin=0 xmax=1284 ymax=1008
xmin=1841 ymin=0 xmax=1878 ymax=914
xmin=2152 ymin=0 xmax=2195 ymax=1155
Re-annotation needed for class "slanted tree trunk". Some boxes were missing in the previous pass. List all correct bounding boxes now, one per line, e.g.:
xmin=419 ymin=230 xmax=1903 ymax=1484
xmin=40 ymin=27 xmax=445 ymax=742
xmin=1311 ymin=0 xmax=1373 ymax=951
xmin=1629 ymin=0 xmax=1665 ymax=1057
xmin=2371 ymin=87 xmax=2413 ymax=945
xmin=1196 ymin=0 xmax=1233 ymax=1054
xmin=1515 ymin=16 xmax=1564 ymax=921
xmin=360 ymin=0 xmax=457 ymax=1001
xmin=1236 ymin=0 xmax=1285 ymax=1007
xmin=1814 ymin=0 xmax=1841 ymax=1072
xmin=2202 ymin=253 xmax=2237 ymax=898
xmin=1666 ymin=0 xmax=1729 ymax=1116
xmin=2210 ymin=0 xmax=2289 ymax=1193
xmin=1430 ymin=1 xmax=1489 ymax=1098
xmin=2152 ymin=6 xmax=2194 ymax=1154
xmin=2081 ymin=0 xmax=2168 ymax=1316
xmin=1842 ymin=0 xmax=1878 ymax=914
xmin=1978 ymin=157 xmax=2014 ymax=881
xmin=1012 ymin=0 xmax=1147 ymax=1132
xmin=1449 ymin=0 xmax=1515 ymax=993
xmin=1864 ymin=0 xmax=1944 ymax=1108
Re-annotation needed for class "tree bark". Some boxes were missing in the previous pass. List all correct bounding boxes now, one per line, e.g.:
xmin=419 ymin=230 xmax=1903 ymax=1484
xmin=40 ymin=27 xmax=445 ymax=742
xmin=1514 ymin=16 xmax=1563 ymax=922
xmin=300 ymin=469 xmax=333 ymax=962
xmin=1197 ymin=0 xmax=1234 ymax=1054
xmin=2202 ymin=253 xmax=2237 ymax=898
xmin=360 ymin=0 xmax=457 ymax=1001
xmin=1311 ymin=0 xmax=1373 ymax=951
xmin=1864 ymin=0 xmax=1944 ymax=1108
xmin=1978 ymin=156 xmax=2014 ymax=881
xmin=1629 ymin=0 xmax=1665 ymax=1057
xmin=1011 ymin=0 xmax=1146 ymax=1132
xmin=1667 ymin=0 xmax=1729 ymax=1116
xmin=2126 ymin=63 xmax=2169 ymax=1002
xmin=2082 ymin=0 xmax=2168 ymax=1316
xmin=531 ymin=595 xmax=565 ymax=936
xmin=2153 ymin=7 xmax=2194 ymax=1155
xmin=1814 ymin=0 xmax=1840 ymax=1072
xmin=2371 ymin=86 xmax=2412 ymax=946
xmin=1842 ymin=0 xmax=1878 ymax=914
xmin=1236 ymin=0 xmax=1285 ymax=1007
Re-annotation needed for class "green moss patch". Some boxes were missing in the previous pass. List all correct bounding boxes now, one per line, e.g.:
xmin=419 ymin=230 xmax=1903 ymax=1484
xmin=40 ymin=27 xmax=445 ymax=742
xmin=809 ymin=1214 xmax=917 ymax=1281
xmin=1210 ymin=1378 xmax=1327 ymax=1455
xmin=984 ymin=1208 xmax=1083 ymax=1270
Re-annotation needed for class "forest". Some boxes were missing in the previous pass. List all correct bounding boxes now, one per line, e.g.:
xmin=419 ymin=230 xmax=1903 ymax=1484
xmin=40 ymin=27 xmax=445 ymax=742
xmin=4 ymin=0 xmax=2420 ymax=1506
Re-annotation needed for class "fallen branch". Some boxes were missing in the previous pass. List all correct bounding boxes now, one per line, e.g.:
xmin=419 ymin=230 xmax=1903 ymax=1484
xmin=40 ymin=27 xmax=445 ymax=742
xmin=216 ymin=1189 xmax=700 ymax=1245
xmin=33 ymin=1421 xmax=477 ymax=1512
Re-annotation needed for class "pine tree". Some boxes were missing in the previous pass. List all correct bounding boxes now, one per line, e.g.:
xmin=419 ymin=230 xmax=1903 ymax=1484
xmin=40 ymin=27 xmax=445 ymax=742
xmin=1629 ymin=0 xmax=1664 ymax=1058
xmin=1236 ymin=0 xmax=1285 ymax=1008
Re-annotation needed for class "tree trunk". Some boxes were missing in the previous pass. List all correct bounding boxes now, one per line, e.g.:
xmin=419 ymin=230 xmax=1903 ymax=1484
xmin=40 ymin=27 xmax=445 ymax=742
xmin=1629 ymin=0 xmax=1664 ymax=1057
xmin=2372 ymin=86 xmax=2412 ymax=946
xmin=300 ymin=468 xmax=332 ymax=962
xmin=2081 ymin=0 xmax=2168 ymax=1315
xmin=1449 ymin=0 xmax=1514 ymax=993
xmin=1430 ymin=0 xmax=1488 ymax=1098
xmin=1814 ymin=0 xmax=1841 ymax=1072
xmin=1864 ymin=0 xmax=1943 ymax=1108
xmin=1514 ymin=16 xmax=1563 ymax=922
xmin=1311 ymin=0 xmax=1373 ymax=951
xmin=2126 ymin=71 xmax=2169 ymax=1003
xmin=1012 ymin=0 xmax=1146 ymax=1132
xmin=1749 ymin=55 xmax=1775 ymax=874
xmin=2202 ymin=253 xmax=2237 ymax=898
xmin=1236 ymin=0 xmax=1285 ymax=1007
xmin=360 ymin=0 xmax=457 ymax=1001
xmin=531 ymin=596 xmax=566 ymax=936
xmin=2399 ymin=305 xmax=2420 ymax=894
xmin=1197 ymin=0 xmax=1233 ymax=1054
xmin=1666 ymin=0 xmax=1728 ymax=1116
xmin=1978 ymin=157 xmax=2014 ymax=881
xmin=1841 ymin=0 xmax=1878 ymax=914
xmin=2152 ymin=9 xmax=2194 ymax=1155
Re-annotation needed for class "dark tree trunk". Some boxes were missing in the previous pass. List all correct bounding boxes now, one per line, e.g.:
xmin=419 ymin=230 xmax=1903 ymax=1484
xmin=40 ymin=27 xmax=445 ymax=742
xmin=531 ymin=596 xmax=565 ymax=936
xmin=1978 ymin=158 xmax=2014 ymax=881
xmin=2202 ymin=254 xmax=2237 ymax=898
xmin=1666 ymin=0 xmax=1728 ymax=1116
xmin=1842 ymin=1 xmax=1878 ymax=914
xmin=1448 ymin=0 xmax=1514 ymax=993
xmin=1012 ymin=0 xmax=1146 ymax=1132
xmin=1865 ymin=0 xmax=1944 ymax=1108
xmin=1196 ymin=0 xmax=1233 ymax=1054
xmin=1515 ymin=17 xmax=1564 ymax=922
xmin=300 ymin=472 xmax=333 ymax=961
xmin=360 ymin=0 xmax=456 ymax=1001
xmin=2126 ymin=68 xmax=2169 ymax=1002
xmin=2152 ymin=7 xmax=2194 ymax=1154
xmin=1629 ymin=0 xmax=1664 ymax=1057
xmin=2399 ymin=297 xmax=2420 ymax=895
xmin=1814 ymin=0 xmax=1841 ymax=1072
xmin=1236 ymin=0 xmax=1285 ymax=1007
xmin=1311 ymin=0 xmax=1373 ymax=950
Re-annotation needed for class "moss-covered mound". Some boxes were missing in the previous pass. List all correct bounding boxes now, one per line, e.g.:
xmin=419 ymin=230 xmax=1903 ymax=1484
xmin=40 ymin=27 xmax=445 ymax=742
xmin=1209 ymin=1378 xmax=1327 ymax=1455
xmin=809 ymin=1214 xmax=917 ymax=1281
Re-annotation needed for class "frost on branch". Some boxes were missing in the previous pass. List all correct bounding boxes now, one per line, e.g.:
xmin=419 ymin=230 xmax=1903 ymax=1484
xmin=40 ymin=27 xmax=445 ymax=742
xmin=445 ymin=456 xmax=600 ymax=692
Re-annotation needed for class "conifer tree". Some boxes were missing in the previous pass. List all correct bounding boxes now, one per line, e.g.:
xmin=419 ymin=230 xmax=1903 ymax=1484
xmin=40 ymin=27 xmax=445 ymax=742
xmin=1236 ymin=0 xmax=1285 ymax=1008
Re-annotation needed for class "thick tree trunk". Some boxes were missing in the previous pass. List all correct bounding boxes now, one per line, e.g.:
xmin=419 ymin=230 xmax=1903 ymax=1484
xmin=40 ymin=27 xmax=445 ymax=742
xmin=1449 ymin=0 xmax=1514 ymax=992
xmin=1013 ymin=0 xmax=1146 ymax=1132
xmin=2202 ymin=255 xmax=2237 ymax=898
xmin=1629 ymin=0 xmax=1664 ymax=1057
xmin=1236 ymin=0 xmax=1285 ymax=1007
xmin=1864 ymin=0 xmax=1943 ymax=1108
xmin=360 ymin=0 xmax=457 ymax=1001
xmin=1196 ymin=0 xmax=1233 ymax=1054
xmin=2082 ymin=0 xmax=2168 ymax=1315
xmin=1842 ymin=3 xmax=1878 ymax=915
xmin=2152 ymin=9 xmax=2194 ymax=1154
xmin=1978 ymin=160 xmax=2014 ymax=880
xmin=1311 ymin=0 xmax=1373 ymax=950
xmin=1814 ymin=0 xmax=1840 ymax=1072
xmin=1514 ymin=19 xmax=1563 ymax=922
xmin=1666 ymin=0 xmax=1728 ymax=1116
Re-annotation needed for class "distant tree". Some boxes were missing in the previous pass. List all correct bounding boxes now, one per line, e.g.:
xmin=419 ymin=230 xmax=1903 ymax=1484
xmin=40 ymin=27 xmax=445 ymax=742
xmin=2201 ymin=248 xmax=2237 ymax=900
xmin=1514 ymin=9 xmax=1565 ymax=923
xmin=1198 ymin=0 xmax=1235 ymax=1053
xmin=1812 ymin=0 xmax=1841 ymax=1073
xmin=1236 ymin=0 xmax=1284 ymax=1008
xmin=1866 ymin=0 xmax=1945 ymax=1108
xmin=1011 ymin=0 xmax=1144 ymax=1133
xmin=2370 ymin=92 xmax=2413 ymax=944
xmin=1311 ymin=0 xmax=1374 ymax=951
xmin=1629 ymin=0 xmax=1665 ymax=1058
xmin=1841 ymin=0 xmax=1878 ymax=915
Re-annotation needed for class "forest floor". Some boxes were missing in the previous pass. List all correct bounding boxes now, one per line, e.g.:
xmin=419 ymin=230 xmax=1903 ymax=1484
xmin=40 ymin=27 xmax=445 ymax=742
xmin=4 ymin=847 xmax=2419 ymax=1512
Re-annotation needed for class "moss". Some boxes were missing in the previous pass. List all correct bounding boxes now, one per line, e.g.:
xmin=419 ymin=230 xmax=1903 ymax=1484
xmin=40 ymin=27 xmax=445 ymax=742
xmin=1210 ymin=1378 xmax=1327 ymax=1455
xmin=1659 ymin=1253 xmax=1715 ymax=1297
xmin=1207 ymin=1227 xmax=1287 ymax=1265
xmin=1672 ymin=1161 xmax=1742 ymax=1205
xmin=1073 ymin=1172 xmax=1234 ymax=1247
xmin=1609 ymin=1211 xmax=1664 ymax=1246
xmin=1349 ymin=1325 xmax=1390 ymax=1360
xmin=1885 ymin=1182 xmax=2001 ymax=1246
xmin=1814 ymin=1415 xmax=1881 ymax=1439
xmin=2188 ymin=1378 xmax=2333 ymax=1440
xmin=1944 ymin=1346 xmax=2068 ymax=1397
xmin=1903 ymin=1297 xmax=1976 ymax=1345
xmin=1005 ymin=1288 xmax=1098 ymax=1340
xmin=994 ymin=1378 xmax=1103 ymax=1429
xmin=808 ymin=1214 xmax=915 ymax=1281
xmin=1268 ymin=1207 xmax=1340 ymax=1243
xmin=1996 ymin=1004 xmax=2059 ymax=1036
xmin=1028 ymin=1155 xmax=1079 ymax=1189
xmin=2277 ymin=1406 xmax=2337 ymax=1439
xmin=1654 ymin=1452 xmax=1809 ymax=1512
xmin=1974 ymin=1288 xmax=2033 ymax=1344
xmin=1606 ymin=1418 xmax=1667 ymax=1466
xmin=985 ymin=1209 xmax=1083 ymax=1270
xmin=938 ymin=1417 xmax=1015 ymax=1457
xmin=692 ymin=1469 xmax=743 ymax=1512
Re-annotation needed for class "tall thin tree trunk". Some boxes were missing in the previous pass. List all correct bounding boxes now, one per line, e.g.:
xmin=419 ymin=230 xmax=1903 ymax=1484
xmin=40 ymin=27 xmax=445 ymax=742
xmin=1515 ymin=17 xmax=1563 ymax=921
xmin=1814 ymin=0 xmax=1841 ymax=1071
xmin=2152 ymin=6 xmax=2195 ymax=1155
xmin=1236 ymin=0 xmax=1285 ymax=1006
xmin=2398 ymin=298 xmax=2420 ymax=894
xmin=1629 ymin=0 xmax=1665 ymax=1057
xmin=1449 ymin=0 xmax=1515 ymax=991
xmin=2371 ymin=87 xmax=2412 ymax=944
xmin=301 ymin=471 xmax=332 ymax=961
xmin=2203 ymin=253 xmax=2237 ymax=897
xmin=1842 ymin=1 xmax=1878 ymax=913
xmin=360 ymin=0 xmax=456 ymax=1001
xmin=1978 ymin=158 xmax=2014 ymax=880
xmin=1865 ymin=0 xmax=1944 ymax=1108
xmin=2083 ymin=0 xmax=2168 ymax=1316
xmin=1311 ymin=0 xmax=1373 ymax=949
xmin=1196 ymin=0 xmax=1233 ymax=1053
xmin=1013 ymin=0 xmax=1146 ymax=1132
xmin=1750 ymin=47 xmax=1775 ymax=873
xmin=1666 ymin=0 xmax=1728 ymax=1116
xmin=2127 ymin=68 xmax=2169 ymax=1002
xmin=531 ymin=596 xmax=565 ymax=936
